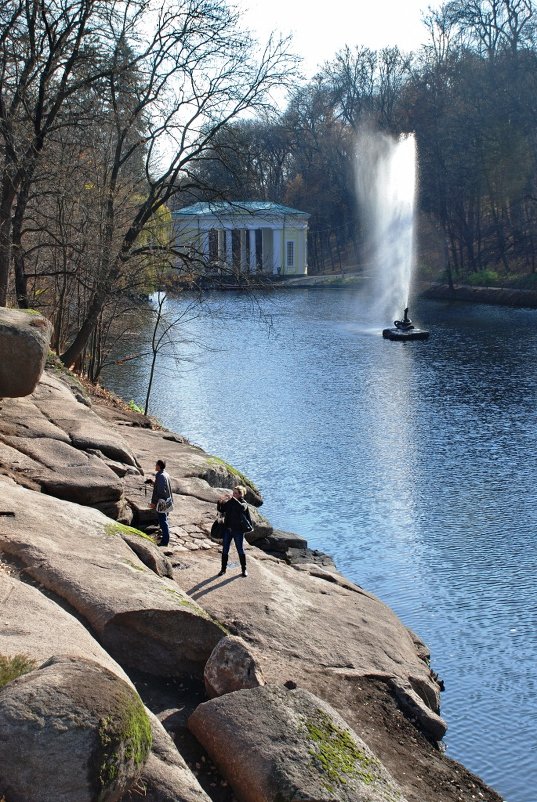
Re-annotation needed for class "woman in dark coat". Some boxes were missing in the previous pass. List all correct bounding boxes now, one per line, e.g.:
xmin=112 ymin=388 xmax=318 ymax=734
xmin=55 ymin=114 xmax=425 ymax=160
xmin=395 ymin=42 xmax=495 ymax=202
xmin=216 ymin=485 xmax=252 ymax=577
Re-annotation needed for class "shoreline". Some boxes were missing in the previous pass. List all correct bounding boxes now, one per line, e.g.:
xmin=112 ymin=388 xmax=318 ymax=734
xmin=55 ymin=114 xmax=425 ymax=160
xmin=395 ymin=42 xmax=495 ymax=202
xmin=281 ymin=274 xmax=537 ymax=308
xmin=193 ymin=272 xmax=537 ymax=308
xmin=419 ymin=281 xmax=537 ymax=308
xmin=0 ymin=363 xmax=504 ymax=802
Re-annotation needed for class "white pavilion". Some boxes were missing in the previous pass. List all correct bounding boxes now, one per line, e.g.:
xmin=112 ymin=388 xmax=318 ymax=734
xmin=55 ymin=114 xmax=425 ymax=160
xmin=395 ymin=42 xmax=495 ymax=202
xmin=173 ymin=201 xmax=310 ymax=276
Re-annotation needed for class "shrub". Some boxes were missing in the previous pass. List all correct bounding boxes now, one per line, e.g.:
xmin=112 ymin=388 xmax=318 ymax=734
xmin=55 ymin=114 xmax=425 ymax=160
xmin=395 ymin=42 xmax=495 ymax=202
xmin=0 ymin=654 xmax=37 ymax=688
xmin=465 ymin=269 xmax=500 ymax=287
xmin=127 ymin=400 xmax=144 ymax=414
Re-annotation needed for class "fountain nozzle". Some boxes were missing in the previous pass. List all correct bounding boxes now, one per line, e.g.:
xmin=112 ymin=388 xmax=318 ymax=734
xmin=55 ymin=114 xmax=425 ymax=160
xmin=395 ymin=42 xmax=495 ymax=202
xmin=393 ymin=307 xmax=414 ymax=331
xmin=383 ymin=306 xmax=430 ymax=341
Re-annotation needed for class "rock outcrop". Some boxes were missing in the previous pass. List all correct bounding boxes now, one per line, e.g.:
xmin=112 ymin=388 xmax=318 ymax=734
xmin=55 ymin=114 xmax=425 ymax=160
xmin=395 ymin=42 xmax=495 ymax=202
xmin=174 ymin=547 xmax=445 ymax=744
xmin=0 ymin=655 xmax=152 ymax=802
xmin=189 ymin=684 xmax=409 ymax=802
xmin=0 ymin=308 xmax=51 ymax=397
xmin=0 ymin=372 xmax=139 ymax=518
xmin=0 ymin=571 xmax=213 ymax=802
xmin=0 ymin=479 xmax=225 ymax=677
xmin=0 ymin=367 xmax=504 ymax=802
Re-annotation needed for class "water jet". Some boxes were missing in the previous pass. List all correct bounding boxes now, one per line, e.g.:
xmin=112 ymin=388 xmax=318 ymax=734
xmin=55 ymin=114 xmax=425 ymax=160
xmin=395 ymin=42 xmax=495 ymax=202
xmin=356 ymin=131 xmax=429 ymax=339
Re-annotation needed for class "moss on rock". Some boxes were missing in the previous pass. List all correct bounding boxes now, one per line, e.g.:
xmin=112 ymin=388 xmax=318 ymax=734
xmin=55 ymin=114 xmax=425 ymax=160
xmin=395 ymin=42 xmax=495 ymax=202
xmin=163 ymin=587 xmax=228 ymax=632
xmin=305 ymin=710 xmax=382 ymax=793
xmin=206 ymin=456 xmax=259 ymax=494
xmin=96 ymin=691 xmax=152 ymax=800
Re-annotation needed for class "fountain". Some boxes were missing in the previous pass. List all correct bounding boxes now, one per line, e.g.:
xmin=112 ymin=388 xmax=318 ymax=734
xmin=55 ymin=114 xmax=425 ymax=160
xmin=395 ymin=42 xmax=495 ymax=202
xmin=383 ymin=306 xmax=429 ymax=341
xmin=355 ymin=130 xmax=429 ymax=340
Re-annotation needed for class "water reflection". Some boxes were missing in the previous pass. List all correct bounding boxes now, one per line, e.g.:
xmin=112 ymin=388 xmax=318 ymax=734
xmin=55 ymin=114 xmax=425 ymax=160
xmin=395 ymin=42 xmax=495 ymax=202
xmin=103 ymin=292 xmax=537 ymax=802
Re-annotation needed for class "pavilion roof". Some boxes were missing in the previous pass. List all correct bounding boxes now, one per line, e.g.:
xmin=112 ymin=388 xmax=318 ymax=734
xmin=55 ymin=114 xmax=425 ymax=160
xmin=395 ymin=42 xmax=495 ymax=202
xmin=174 ymin=201 xmax=309 ymax=218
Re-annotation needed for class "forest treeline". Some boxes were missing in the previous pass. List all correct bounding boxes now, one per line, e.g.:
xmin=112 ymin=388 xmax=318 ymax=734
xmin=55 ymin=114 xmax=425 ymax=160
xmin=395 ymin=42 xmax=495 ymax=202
xmin=1 ymin=0 xmax=537 ymax=379
xmin=195 ymin=0 xmax=537 ymax=284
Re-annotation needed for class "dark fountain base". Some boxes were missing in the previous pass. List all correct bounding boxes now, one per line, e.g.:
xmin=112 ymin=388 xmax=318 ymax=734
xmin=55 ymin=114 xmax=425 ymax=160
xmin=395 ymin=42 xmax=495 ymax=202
xmin=383 ymin=308 xmax=430 ymax=341
xmin=382 ymin=326 xmax=430 ymax=341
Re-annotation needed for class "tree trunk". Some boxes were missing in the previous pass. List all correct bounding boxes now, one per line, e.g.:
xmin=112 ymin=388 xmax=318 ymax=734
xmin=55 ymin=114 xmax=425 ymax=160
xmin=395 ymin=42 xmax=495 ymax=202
xmin=0 ymin=184 xmax=16 ymax=306
xmin=12 ymin=176 xmax=33 ymax=309
xmin=60 ymin=267 xmax=118 ymax=368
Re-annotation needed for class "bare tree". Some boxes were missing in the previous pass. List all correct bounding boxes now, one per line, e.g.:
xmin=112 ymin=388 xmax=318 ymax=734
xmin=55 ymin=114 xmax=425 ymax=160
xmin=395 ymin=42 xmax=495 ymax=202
xmin=0 ymin=0 xmax=126 ymax=306
xmin=58 ymin=0 xmax=296 ymax=367
xmin=442 ymin=0 xmax=536 ymax=56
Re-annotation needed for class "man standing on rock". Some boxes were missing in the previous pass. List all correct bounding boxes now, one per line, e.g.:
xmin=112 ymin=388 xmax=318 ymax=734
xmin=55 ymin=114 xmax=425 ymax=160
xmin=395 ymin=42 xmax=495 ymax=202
xmin=149 ymin=459 xmax=173 ymax=547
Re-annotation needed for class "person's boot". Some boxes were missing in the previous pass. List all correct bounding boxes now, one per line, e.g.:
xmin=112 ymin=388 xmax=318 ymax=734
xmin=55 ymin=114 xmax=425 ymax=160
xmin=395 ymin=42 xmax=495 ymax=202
xmin=239 ymin=554 xmax=248 ymax=577
xmin=218 ymin=553 xmax=228 ymax=576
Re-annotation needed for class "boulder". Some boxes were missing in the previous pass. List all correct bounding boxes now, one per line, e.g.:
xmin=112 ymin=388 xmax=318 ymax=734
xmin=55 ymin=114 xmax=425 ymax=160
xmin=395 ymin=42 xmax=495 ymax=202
xmin=204 ymin=635 xmax=265 ymax=699
xmin=0 ymin=478 xmax=225 ymax=677
xmin=390 ymin=679 xmax=447 ymax=743
xmin=0 ymin=573 xmax=214 ymax=802
xmin=0 ymin=655 xmax=152 ymax=802
xmin=188 ymin=684 xmax=409 ymax=802
xmin=0 ymin=308 xmax=51 ymax=397
xmin=253 ymin=528 xmax=308 ymax=553
xmin=243 ymin=507 xmax=273 ymax=544
xmin=174 ymin=550 xmax=446 ymax=743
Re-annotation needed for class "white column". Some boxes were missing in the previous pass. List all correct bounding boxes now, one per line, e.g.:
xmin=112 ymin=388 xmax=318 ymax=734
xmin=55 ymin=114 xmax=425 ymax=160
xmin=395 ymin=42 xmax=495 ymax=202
xmin=240 ymin=230 xmax=247 ymax=273
xmin=217 ymin=229 xmax=225 ymax=263
xmin=249 ymin=229 xmax=256 ymax=273
xmin=272 ymin=228 xmax=282 ymax=274
xmin=226 ymin=228 xmax=233 ymax=267
xmin=200 ymin=227 xmax=210 ymax=262
xmin=297 ymin=229 xmax=305 ymax=275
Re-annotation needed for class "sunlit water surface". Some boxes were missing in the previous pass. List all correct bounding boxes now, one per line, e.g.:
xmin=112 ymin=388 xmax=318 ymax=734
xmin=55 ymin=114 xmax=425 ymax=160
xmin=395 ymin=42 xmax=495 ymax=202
xmin=103 ymin=291 xmax=537 ymax=802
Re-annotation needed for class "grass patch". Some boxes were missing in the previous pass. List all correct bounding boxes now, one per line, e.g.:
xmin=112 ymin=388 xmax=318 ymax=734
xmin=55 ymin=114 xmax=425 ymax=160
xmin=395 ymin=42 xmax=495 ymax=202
xmin=127 ymin=400 xmax=144 ymax=414
xmin=105 ymin=523 xmax=155 ymax=543
xmin=465 ymin=269 xmax=501 ymax=287
xmin=0 ymin=654 xmax=37 ymax=688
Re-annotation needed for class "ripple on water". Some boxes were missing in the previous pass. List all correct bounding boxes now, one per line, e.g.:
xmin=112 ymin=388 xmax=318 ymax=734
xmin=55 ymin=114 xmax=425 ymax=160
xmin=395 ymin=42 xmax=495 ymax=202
xmin=103 ymin=294 xmax=537 ymax=802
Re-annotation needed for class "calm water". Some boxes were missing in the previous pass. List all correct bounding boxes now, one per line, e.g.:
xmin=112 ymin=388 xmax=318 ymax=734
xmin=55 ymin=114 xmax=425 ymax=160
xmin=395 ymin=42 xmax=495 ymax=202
xmin=103 ymin=291 xmax=537 ymax=802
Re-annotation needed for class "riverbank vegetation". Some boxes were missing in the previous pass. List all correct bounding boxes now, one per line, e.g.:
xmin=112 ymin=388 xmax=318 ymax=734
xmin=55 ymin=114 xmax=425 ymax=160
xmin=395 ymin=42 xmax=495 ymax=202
xmin=1 ymin=0 xmax=537 ymax=380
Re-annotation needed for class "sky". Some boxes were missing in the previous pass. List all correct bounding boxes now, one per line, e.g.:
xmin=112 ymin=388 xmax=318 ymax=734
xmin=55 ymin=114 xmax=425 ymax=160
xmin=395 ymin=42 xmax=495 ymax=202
xmin=239 ymin=0 xmax=433 ymax=78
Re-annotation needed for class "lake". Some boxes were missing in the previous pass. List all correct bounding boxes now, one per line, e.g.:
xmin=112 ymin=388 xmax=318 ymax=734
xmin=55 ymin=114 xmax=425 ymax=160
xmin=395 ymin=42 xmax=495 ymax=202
xmin=103 ymin=290 xmax=537 ymax=802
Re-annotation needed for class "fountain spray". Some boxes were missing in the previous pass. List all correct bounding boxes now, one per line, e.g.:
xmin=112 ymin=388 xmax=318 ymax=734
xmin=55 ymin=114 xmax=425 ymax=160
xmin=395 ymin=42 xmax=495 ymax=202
xmin=355 ymin=130 xmax=417 ymax=324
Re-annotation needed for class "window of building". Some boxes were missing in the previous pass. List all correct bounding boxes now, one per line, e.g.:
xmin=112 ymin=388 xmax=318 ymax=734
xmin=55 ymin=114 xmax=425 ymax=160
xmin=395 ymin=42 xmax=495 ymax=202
xmin=286 ymin=240 xmax=295 ymax=267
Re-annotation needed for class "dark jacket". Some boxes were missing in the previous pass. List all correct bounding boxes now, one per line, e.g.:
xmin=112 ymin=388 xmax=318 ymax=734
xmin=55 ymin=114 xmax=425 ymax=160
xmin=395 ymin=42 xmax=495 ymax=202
xmin=217 ymin=496 xmax=252 ymax=532
xmin=151 ymin=470 xmax=172 ymax=506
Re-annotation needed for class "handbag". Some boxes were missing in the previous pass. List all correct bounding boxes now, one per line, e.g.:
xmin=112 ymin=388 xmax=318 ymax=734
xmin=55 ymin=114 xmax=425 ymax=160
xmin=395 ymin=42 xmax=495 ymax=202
xmin=156 ymin=475 xmax=174 ymax=513
xmin=211 ymin=516 xmax=226 ymax=539
xmin=156 ymin=497 xmax=173 ymax=513
xmin=239 ymin=511 xmax=253 ymax=533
